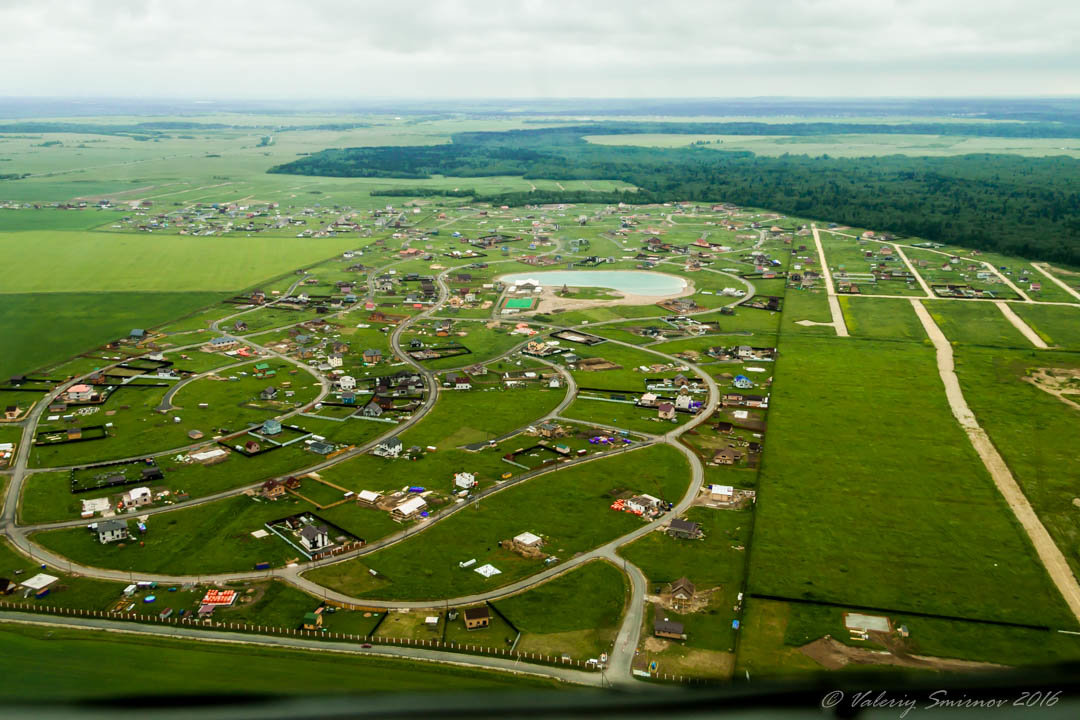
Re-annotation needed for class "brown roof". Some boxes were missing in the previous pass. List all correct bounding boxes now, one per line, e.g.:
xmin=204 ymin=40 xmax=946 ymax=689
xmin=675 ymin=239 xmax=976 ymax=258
xmin=463 ymin=607 xmax=490 ymax=621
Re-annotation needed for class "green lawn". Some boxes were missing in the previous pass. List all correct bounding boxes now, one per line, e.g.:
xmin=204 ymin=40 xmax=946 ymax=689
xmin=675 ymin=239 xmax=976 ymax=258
xmin=32 ymin=494 xmax=321 ymax=574
xmin=303 ymin=444 xmax=690 ymax=600
xmin=0 ymin=623 xmax=561 ymax=702
xmin=402 ymin=384 xmax=566 ymax=448
xmin=494 ymin=560 xmax=627 ymax=659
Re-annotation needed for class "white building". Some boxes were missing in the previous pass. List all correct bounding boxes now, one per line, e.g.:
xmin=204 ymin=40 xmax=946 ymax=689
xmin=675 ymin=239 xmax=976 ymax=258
xmin=123 ymin=486 xmax=152 ymax=508
xmin=338 ymin=375 xmax=356 ymax=391
xmin=454 ymin=472 xmax=477 ymax=490
xmin=392 ymin=495 xmax=427 ymax=519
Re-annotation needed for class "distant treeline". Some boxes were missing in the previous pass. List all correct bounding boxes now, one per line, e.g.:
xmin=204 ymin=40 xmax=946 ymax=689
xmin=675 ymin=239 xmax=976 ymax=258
xmin=269 ymin=122 xmax=1080 ymax=266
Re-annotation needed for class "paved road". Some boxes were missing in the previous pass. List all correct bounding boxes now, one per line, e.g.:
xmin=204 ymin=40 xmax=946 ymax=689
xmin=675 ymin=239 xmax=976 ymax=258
xmin=1 ymin=225 xmax=723 ymax=681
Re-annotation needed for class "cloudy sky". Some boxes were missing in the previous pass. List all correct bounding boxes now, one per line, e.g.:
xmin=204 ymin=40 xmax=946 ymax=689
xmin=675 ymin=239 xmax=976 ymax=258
xmin=1 ymin=0 xmax=1077 ymax=98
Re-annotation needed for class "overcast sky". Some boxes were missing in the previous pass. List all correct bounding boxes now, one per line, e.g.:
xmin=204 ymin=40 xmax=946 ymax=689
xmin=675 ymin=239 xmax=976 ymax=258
xmin=1 ymin=0 xmax=1077 ymax=98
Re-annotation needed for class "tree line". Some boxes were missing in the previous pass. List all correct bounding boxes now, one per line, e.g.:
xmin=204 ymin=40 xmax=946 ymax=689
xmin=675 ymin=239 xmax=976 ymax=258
xmin=269 ymin=123 xmax=1080 ymax=266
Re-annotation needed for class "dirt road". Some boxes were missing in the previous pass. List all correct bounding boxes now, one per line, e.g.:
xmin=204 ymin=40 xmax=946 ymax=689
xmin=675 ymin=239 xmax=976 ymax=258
xmin=995 ymin=301 xmax=1049 ymax=349
xmin=810 ymin=225 xmax=849 ymax=337
xmin=910 ymin=298 xmax=1080 ymax=622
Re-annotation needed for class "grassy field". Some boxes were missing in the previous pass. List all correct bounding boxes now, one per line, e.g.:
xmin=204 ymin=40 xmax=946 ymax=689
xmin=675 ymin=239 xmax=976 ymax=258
xmin=838 ymin=297 xmax=929 ymax=343
xmin=951 ymin=347 xmax=1080 ymax=583
xmin=0 ymin=623 xmax=561 ymax=701
xmin=925 ymin=300 xmax=1030 ymax=347
xmin=401 ymin=384 xmax=566 ymax=448
xmin=1 ymin=291 xmax=223 ymax=378
xmin=32 ymin=494 xmax=321 ymax=574
xmin=0 ymin=231 xmax=359 ymax=293
xmin=1008 ymin=303 xmax=1080 ymax=349
xmin=748 ymin=335 xmax=1077 ymax=628
xmin=583 ymin=132 xmax=1080 ymax=158
xmin=303 ymin=444 xmax=690 ymax=600
xmin=494 ymin=560 xmax=627 ymax=660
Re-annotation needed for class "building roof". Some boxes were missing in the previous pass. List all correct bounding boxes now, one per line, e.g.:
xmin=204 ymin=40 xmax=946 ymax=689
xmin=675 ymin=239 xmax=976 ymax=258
xmin=670 ymin=577 xmax=696 ymax=597
xmin=669 ymin=518 xmax=699 ymax=534
xmin=395 ymin=496 xmax=427 ymax=516
xmin=97 ymin=519 xmax=127 ymax=533
xmin=514 ymin=531 xmax=542 ymax=546
xmin=300 ymin=525 xmax=328 ymax=542
xmin=463 ymin=607 xmax=490 ymax=621
xmin=654 ymin=618 xmax=684 ymax=635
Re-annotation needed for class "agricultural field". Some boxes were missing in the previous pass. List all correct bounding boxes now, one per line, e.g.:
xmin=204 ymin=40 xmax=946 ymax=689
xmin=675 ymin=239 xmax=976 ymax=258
xmin=748 ymin=336 xmax=1077 ymax=629
xmin=5 ymin=104 xmax=1080 ymax=692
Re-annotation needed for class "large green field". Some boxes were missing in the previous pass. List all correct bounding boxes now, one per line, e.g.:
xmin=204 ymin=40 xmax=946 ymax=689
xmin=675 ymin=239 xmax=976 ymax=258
xmin=0 ymin=623 xmax=560 ymax=702
xmin=0 ymin=230 xmax=359 ymax=293
xmin=748 ymin=335 xmax=1077 ymax=628
xmin=583 ymin=132 xmax=1080 ymax=158
xmin=1 ymin=291 xmax=223 ymax=378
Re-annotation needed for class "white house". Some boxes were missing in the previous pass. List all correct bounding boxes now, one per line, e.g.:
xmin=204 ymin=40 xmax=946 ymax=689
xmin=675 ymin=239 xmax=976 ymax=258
xmin=392 ymin=495 xmax=427 ymax=519
xmin=374 ymin=435 xmax=403 ymax=458
xmin=454 ymin=472 xmax=477 ymax=490
xmin=95 ymin=520 xmax=128 ymax=544
xmin=300 ymin=524 xmax=330 ymax=552
xmin=709 ymin=484 xmax=735 ymax=503
xmin=675 ymin=394 xmax=693 ymax=410
xmin=338 ymin=375 xmax=356 ymax=391
xmin=123 ymin=486 xmax=152 ymax=508
xmin=67 ymin=384 xmax=95 ymax=402
xmin=638 ymin=392 xmax=658 ymax=406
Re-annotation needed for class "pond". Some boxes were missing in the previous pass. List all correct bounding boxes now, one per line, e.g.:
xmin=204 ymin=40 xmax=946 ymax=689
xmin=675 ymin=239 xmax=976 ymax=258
xmin=499 ymin=270 xmax=686 ymax=296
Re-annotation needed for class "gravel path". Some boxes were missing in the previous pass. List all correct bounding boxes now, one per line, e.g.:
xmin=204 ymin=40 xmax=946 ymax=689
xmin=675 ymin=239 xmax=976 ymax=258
xmin=911 ymin=298 xmax=1080 ymax=622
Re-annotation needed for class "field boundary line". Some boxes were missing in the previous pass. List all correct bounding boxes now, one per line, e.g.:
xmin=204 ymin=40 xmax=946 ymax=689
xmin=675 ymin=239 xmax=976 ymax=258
xmin=910 ymin=298 xmax=1080 ymax=623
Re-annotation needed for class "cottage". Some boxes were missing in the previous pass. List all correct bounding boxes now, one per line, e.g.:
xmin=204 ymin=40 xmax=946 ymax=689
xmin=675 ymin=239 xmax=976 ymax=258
xmin=713 ymin=448 xmax=742 ymax=465
xmin=261 ymin=479 xmax=286 ymax=499
xmin=669 ymin=577 xmax=696 ymax=602
xmin=392 ymin=495 xmax=427 ymax=519
xmin=667 ymin=518 xmax=702 ymax=540
xmin=299 ymin=525 xmax=330 ymax=552
xmin=123 ymin=486 xmax=152 ymax=508
xmin=302 ymin=611 xmax=323 ymax=630
xmin=338 ymin=375 xmax=356 ymax=391
xmin=454 ymin=472 xmax=477 ymax=490
xmin=638 ymin=392 xmax=658 ymax=407
xmin=4 ymin=405 xmax=20 ymax=420
xmin=356 ymin=489 xmax=382 ymax=506
xmin=654 ymin=617 xmax=686 ymax=640
xmin=66 ymin=384 xmax=95 ymax=402
xmin=709 ymin=484 xmax=735 ymax=503
xmin=657 ymin=402 xmax=676 ymax=420
xmin=374 ymin=436 xmax=403 ymax=458
xmin=362 ymin=402 xmax=384 ymax=418
xmin=463 ymin=607 xmax=490 ymax=630
xmin=259 ymin=386 xmax=278 ymax=401
xmin=362 ymin=348 xmax=383 ymax=364
xmin=537 ymin=420 xmax=562 ymax=438
xmin=446 ymin=372 xmax=472 ymax=390
xmin=262 ymin=418 xmax=282 ymax=436
xmin=674 ymin=394 xmax=693 ymax=411
xmin=309 ymin=441 xmax=334 ymax=455
xmin=95 ymin=519 xmax=128 ymax=544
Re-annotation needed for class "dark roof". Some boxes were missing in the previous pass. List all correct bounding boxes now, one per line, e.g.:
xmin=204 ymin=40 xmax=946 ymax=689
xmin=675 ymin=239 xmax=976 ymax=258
xmin=97 ymin=520 xmax=127 ymax=533
xmin=669 ymin=518 xmax=699 ymax=534
xmin=670 ymin=577 xmax=696 ymax=597
xmin=463 ymin=607 xmax=490 ymax=621
xmin=654 ymin=618 xmax=684 ymax=635
xmin=300 ymin=525 xmax=328 ymax=542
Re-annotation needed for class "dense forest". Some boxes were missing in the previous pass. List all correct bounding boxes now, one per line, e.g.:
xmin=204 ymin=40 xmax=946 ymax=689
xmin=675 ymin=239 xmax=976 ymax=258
xmin=270 ymin=123 xmax=1080 ymax=265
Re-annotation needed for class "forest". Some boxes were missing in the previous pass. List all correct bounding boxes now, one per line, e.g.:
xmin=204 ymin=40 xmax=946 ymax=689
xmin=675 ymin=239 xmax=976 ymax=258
xmin=270 ymin=123 xmax=1080 ymax=266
